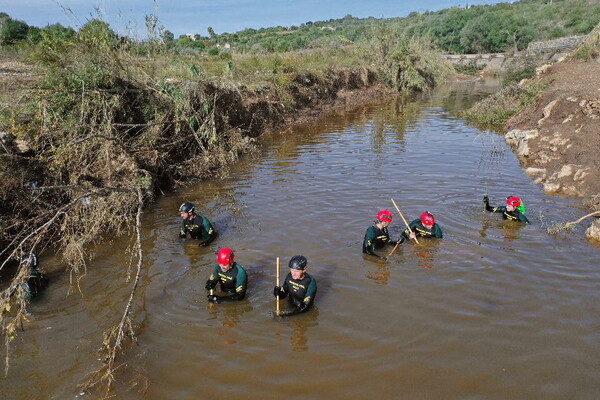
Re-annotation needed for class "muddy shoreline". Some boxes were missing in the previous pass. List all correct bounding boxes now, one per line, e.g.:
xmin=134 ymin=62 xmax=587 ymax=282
xmin=502 ymin=60 xmax=600 ymax=242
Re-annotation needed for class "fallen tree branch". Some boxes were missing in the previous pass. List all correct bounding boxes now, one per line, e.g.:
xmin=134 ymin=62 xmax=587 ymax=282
xmin=80 ymin=187 xmax=146 ymax=395
xmin=547 ymin=211 xmax=600 ymax=234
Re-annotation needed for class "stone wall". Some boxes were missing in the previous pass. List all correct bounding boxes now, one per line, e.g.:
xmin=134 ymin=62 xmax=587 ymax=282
xmin=526 ymin=35 xmax=587 ymax=53
xmin=442 ymin=35 xmax=588 ymax=73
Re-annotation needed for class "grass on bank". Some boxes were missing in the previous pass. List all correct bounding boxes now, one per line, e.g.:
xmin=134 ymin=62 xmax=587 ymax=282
xmin=0 ymin=19 xmax=452 ymax=393
xmin=462 ymin=81 xmax=548 ymax=128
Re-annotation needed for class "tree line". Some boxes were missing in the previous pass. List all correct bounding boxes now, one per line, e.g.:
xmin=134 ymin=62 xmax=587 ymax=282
xmin=2 ymin=0 xmax=600 ymax=55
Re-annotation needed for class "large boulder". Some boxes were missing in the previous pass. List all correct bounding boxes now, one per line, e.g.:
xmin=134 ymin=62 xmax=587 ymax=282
xmin=585 ymin=219 xmax=600 ymax=242
xmin=505 ymin=129 xmax=539 ymax=157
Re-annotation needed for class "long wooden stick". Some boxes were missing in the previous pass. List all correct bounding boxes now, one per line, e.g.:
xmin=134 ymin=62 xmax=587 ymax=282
xmin=391 ymin=198 xmax=420 ymax=245
xmin=276 ymin=257 xmax=280 ymax=315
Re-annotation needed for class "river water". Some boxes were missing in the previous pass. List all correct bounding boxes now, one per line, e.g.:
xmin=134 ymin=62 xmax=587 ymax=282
xmin=3 ymin=79 xmax=600 ymax=400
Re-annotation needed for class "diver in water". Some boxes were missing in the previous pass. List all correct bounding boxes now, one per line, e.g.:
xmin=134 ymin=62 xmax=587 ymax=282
xmin=483 ymin=195 xmax=529 ymax=223
xmin=178 ymin=202 xmax=217 ymax=246
xmin=273 ymin=255 xmax=317 ymax=317
xmin=362 ymin=210 xmax=400 ymax=259
xmin=205 ymin=248 xmax=248 ymax=303
xmin=402 ymin=211 xmax=443 ymax=241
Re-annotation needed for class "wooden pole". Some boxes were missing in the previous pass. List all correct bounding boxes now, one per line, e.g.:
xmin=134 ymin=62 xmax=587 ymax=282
xmin=385 ymin=240 xmax=401 ymax=261
xmin=276 ymin=257 xmax=280 ymax=315
xmin=391 ymin=198 xmax=420 ymax=245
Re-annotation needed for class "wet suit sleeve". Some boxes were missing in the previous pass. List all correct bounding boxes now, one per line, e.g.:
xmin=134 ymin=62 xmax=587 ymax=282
xmin=362 ymin=226 xmax=382 ymax=257
xmin=205 ymin=267 xmax=220 ymax=290
xmin=179 ymin=221 xmax=188 ymax=238
xmin=433 ymin=224 xmax=443 ymax=238
xmin=402 ymin=220 xmax=419 ymax=239
xmin=275 ymin=275 xmax=290 ymax=299
xmin=197 ymin=216 xmax=217 ymax=246
xmin=484 ymin=197 xmax=503 ymax=213
xmin=218 ymin=266 xmax=247 ymax=302
xmin=280 ymin=277 xmax=317 ymax=317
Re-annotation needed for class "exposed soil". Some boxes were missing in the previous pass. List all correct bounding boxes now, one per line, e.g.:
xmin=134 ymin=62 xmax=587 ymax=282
xmin=504 ymin=59 xmax=600 ymax=239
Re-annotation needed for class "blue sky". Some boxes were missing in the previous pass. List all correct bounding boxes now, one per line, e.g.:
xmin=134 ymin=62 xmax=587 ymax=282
xmin=1 ymin=0 xmax=503 ymax=36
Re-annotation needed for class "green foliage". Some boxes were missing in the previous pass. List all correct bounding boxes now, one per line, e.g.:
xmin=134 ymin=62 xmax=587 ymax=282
xmin=362 ymin=23 xmax=452 ymax=91
xmin=571 ymin=21 xmax=600 ymax=60
xmin=502 ymin=67 xmax=536 ymax=86
xmin=463 ymin=81 xmax=548 ymax=127
xmin=0 ymin=14 xmax=29 ymax=45
xmin=3 ymin=0 xmax=600 ymax=55
xmin=454 ymin=60 xmax=486 ymax=75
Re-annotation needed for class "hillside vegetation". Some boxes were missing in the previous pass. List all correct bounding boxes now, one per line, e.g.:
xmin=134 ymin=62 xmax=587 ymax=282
xmin=2 ymin=0 xmax=600 ymax=56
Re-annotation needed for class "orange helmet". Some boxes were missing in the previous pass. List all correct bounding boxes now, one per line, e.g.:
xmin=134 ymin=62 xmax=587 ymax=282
xmin=376 ymin=210 xmax=393 ymax=222
xmin=420 ymin=212 xmax=435 ymax=226
xmin=216 ymin=248 xmax=234 ymax=264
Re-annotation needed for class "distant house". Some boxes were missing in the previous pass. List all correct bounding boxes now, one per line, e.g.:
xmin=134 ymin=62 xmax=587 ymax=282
xmin=216 ymin=43 xmax=231 ymax=49
xmin=185 ymin=34 xmax=196 ymax=41
xmin=319 ymin=26 xmax=336 ymax=31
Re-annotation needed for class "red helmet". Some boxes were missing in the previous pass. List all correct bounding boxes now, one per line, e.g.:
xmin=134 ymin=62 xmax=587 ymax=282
xmin=506 ymin=196 xmax=521 ymax=207
xmin=420 ymin=212 xmax=435 ymax=226
xmin=217 ymin=248 xmax=234 ymax=264
xmin=376 ymin=210 xmax=393 ymax=222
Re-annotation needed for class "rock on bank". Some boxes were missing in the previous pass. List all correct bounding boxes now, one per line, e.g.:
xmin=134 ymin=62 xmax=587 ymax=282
xmin=502 ymin=60 xmax=600 ymax=242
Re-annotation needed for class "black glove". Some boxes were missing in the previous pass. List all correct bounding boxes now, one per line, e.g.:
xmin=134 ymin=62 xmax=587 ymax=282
xmin=273 ymin=286 xmax=283 ymax=297
xmin=207 ymin=294 xmax=219 ymax=303
xmin=483 ymin=195 xmax=489 ymax=204
xmin=205 ymin=279 xmax=216 ymax=290
xmin=178 ymin=232 xmax=186 ymax=239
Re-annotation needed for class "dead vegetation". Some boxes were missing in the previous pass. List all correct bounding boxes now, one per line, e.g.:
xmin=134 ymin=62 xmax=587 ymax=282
xmin=0 ymin=19 xmax=452 ymax=394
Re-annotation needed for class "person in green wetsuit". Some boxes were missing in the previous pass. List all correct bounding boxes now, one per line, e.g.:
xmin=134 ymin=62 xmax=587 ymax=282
xmin=402 ymin=212 xmax=443 ymax=241
xmin=362 ymin=210 xmax=400 ymax=259
xmin=20 ymin=253 xmax=48 ymax=300
xmin=273 ymin=255 xmax=317 ymax=317
xmin=483 ymin=195 xmax=529 ymax=223
xmin=178 ymin=202 xmax=217 ymax=246
xmin=205 ymin=248 xmax=247 ymax=303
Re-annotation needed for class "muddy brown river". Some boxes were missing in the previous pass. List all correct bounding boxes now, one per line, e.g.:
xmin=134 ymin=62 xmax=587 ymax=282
xmin=3 ymin=79 xmax=600 ymax=399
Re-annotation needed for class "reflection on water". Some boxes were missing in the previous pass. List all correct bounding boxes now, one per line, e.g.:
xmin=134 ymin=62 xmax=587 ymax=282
xmin=3 ymin=78 xmax=600 ymax=400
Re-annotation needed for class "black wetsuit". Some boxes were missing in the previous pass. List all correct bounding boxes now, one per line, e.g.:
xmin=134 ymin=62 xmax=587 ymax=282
xmin=179 ymin=214 xmax=217 ymax=245
xmin=402 ymin=219 xmax=443 ymax=239
xmin=275 ymin=272 xmax=317 ymax=316
xmin=363 ymin=224 xmax=397 ymax=257
xmin=485 ymin=201 xmax=529 ymax=223
xmin=24 ymin=267 xmax=48 ymax=300
xmin=205 ymin=262 xmax=248 ymax=301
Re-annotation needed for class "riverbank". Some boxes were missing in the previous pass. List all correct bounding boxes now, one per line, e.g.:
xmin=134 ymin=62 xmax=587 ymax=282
xmin=461 ymin=26 xmax=600 ymax=243
xmin=503 ymin=59 xmax=600 ymax=240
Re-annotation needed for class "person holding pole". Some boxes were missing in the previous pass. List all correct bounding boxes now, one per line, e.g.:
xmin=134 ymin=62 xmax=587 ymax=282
xmin=273 ymin=256 xmax=317 ymax=317
xmin=362 ymin=210 xmax=400 ymax=259
xmin=401 ymin=212 xmax=443 ymax=241
xmin=205 ymin=248 xmax=247 ymax=303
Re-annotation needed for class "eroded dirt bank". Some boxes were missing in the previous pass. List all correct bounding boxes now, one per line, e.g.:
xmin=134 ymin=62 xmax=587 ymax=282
xmin=503 ymin=60 xmax=600 ymax=241
xmin=0 ymin=58 xmax=392 ymax=257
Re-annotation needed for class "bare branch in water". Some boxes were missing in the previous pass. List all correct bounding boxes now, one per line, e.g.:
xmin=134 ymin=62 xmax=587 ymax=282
xmin=547 ymin=211 xmax=600 ymax=235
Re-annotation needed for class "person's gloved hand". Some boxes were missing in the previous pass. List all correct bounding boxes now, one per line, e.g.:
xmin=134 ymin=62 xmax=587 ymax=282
xmin=483 ymin=195 xmax=489 ymax=204
xmin=207 ymin=294 xmax=219 ymax=303
xmin=205 ymin=279 xmax=215 ymax=290
xmin=273 ymin=286 xmax=281 ymax=297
